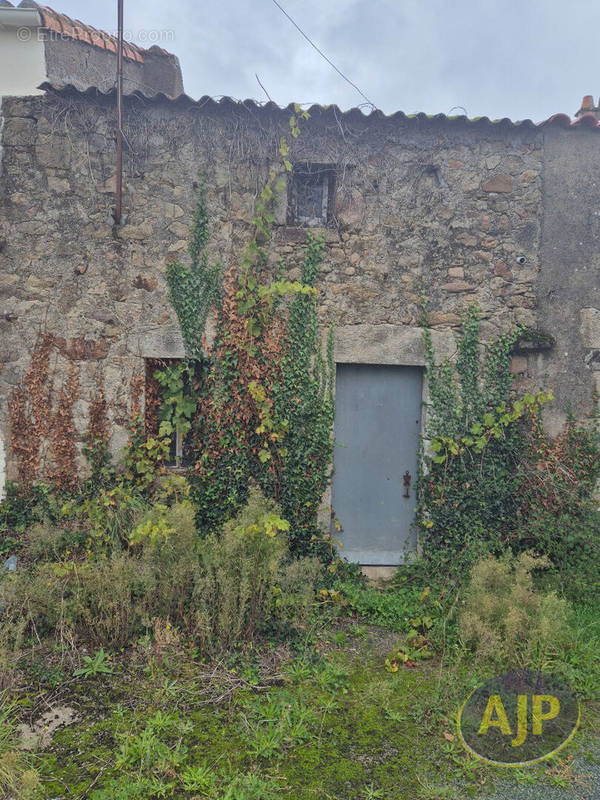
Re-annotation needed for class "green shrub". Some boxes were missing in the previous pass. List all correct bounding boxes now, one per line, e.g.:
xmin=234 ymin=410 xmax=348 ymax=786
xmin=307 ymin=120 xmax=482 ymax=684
xmin=62 ymin=485 xmax=150 ymax=553
xmin=193 ymin=487 xmax=289 ymax=652
xmin=0 ymin=492 xmax=319 ymax=656
xmin=522 ymin=510 xmax=600 ymax=598
xmin=273 ymin=556 xmax=323 ymax=633
xmin=418 ymin=301 xmax=600 ymax=589
xmin=65 ymin=553 xmax=155 ymax=648
xmin=458 ymin=552 xmax=571 ymax=670
xmin=0 ymin=482 xmax=61 ymax=556
xmin=0 ymin=502 xmax=199 ymax=650
xmin=135 ymin=500 xmax=201 ymax=623
xmin=24 ymin=520 xmax=85 ymax=561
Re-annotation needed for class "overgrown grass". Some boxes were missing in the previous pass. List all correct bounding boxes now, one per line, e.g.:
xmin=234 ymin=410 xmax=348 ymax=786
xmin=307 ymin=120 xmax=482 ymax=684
xmin=2 ymin=474 xmax=600 ymax=799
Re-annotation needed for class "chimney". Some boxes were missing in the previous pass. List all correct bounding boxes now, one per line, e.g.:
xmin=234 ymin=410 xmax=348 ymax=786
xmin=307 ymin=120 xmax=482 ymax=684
xmin=575 ymin=95 xmax=598 ymax=119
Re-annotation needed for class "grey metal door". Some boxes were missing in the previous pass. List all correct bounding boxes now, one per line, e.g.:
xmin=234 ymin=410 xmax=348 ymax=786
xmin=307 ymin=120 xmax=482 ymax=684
xmin=332 ymin=364 xmax=422 ymax=565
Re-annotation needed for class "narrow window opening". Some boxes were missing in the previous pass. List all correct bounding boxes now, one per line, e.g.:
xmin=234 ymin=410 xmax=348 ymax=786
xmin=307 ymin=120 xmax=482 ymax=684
xmin=290 ymin=163 xmax=335 ymax=226
xmin=145 ymin=358 xmax=196 ymax=470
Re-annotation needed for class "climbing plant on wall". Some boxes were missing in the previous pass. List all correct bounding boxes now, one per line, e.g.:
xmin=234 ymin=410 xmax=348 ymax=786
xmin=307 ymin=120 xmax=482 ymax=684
xmin=166 ymin=177 xmax=222 ymax=361
xmin=417 ymin=300 xmax=542 ymax=565
xmin=8 ymin=333 xmax=80 ymax=493
xmin=269 ymin=233 xmax=335 ymax=554
xmin=163 ymin=107 xmax=335 ymax=555
xmin=416 ymin=298 xmax=600 ymax=580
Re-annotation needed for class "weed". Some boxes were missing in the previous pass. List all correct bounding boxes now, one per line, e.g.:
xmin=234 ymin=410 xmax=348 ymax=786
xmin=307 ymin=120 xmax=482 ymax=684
xmin=0 ymin=695 xmax=42 ymax=799
xmin=222 ymin=773 xmax=281 ymax=799
xmin=362 ymin=782 xmax=385 ymax=799
xmin=459 ymin=551 xmax=571 ymax=670
xmin=74 ymin=647 xmax=113 ymax=678
xmin=181 ymin=762 xmax=217 ymax=792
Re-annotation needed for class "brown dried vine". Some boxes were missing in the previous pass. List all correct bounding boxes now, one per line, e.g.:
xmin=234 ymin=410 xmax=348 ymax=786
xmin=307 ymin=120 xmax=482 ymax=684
xmin=128 ymin=373 xmax=146 ymax=443
xmin=8 ymin=333 xmax=55 ymax=487
xmin=194 ymin=264 xmax=284 ymax=490
xmin=88 ymin=378 xmax=109 ymax=448
xmin=144 ymin=359 xmax=173 ymax=438
xmin=48 ymin=364 xmax=80 ymax=492
xmin=9 ymin=334 xmax=85 ymax=491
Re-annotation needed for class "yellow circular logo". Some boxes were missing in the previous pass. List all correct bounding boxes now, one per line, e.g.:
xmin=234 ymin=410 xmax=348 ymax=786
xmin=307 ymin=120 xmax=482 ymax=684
xmin=457 ymin=670 xmax=580 ymax=767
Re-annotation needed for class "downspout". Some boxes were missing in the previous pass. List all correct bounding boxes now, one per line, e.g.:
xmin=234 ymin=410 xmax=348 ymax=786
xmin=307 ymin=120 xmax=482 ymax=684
xmin=112 ymin=0 xmax=123 ymax=224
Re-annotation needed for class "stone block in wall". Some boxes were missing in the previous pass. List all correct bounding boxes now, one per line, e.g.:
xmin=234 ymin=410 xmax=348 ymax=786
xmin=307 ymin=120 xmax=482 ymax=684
xmin=3 ymin=117 xmax=37 ymax=145
xmin=126 ymin=318 xmax=216 ymax=359
xmin=118 ymin=224 xmax=154 ymax=241
xmin=334 ymin=324 xmax=455 ymax=366
xmin=580 ymin=308 xmax=600 ymax=349
xmin=440 ymin=280 xmax=475 ymax=292
xmin=127 ymin=327 xmax=185 ymax=359
xmin=35 ymin=135 xmax=71 ymax=169
xmin=427 ymin=312 xmax=462 ymax=326
xmin=509 ymin=355 xmax=528 ymax=375
xmin=481 ymin=174 xmax=512 ymax=193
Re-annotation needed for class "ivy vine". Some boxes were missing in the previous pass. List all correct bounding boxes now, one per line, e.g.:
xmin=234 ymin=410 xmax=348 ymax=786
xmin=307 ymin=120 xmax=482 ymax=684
xmin=162 ymin=108 xmax=336 ymax=555
xmin=417 ymin=299 xmax=544 ymax=568
xmin=166 ymin=176 xmax=222 ymax=361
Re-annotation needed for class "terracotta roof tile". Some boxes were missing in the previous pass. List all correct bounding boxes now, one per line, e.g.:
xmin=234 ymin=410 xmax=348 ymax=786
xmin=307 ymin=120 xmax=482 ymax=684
xmin=33 ymin=4 xmax=174 ymax=63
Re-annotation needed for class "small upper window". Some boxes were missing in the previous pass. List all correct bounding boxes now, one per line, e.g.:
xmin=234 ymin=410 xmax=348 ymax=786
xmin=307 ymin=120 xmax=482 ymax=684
xmin=290 ymin=163 xmax=335 ymax=226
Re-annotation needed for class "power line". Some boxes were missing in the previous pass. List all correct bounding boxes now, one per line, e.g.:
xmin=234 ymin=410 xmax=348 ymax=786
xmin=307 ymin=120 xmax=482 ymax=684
xmin=255 ymin=73 xmax=274 ymax=102
xmin=269 ymin=0 xmax=377 ymax=111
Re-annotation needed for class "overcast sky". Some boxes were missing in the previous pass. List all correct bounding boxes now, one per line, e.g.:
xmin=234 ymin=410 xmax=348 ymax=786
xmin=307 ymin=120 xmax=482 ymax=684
xmin=54 ymin=0 xmax=600 ymax=122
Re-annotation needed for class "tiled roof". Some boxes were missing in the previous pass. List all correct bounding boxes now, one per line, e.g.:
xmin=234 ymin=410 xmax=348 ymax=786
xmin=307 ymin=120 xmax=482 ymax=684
xmin=37 ymin=82 xmax=600 ymax=130
xmin=39 ymin=5 xmax=145 ymax=62
xmin=2 ymin=2 xmax=174 ymax=61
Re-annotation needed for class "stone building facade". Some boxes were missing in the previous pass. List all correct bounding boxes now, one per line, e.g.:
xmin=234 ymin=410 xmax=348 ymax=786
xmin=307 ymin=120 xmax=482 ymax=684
xmin=1 ymin=84 xmax=600 ymax=554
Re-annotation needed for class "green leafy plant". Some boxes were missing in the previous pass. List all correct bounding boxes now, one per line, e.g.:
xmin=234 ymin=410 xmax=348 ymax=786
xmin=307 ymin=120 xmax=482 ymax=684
xmin=153 ymin=362 xmax=197 ymax=464
xmin=418 ymin=301 xmax=528 ymax=564
xmin=418 ymin=301 xmax=563 ymax=574
xmin=0 ymin=481 xmax=61 ymax=555
xmin=222 ymin=773 xmax=281 ymax=800
xmin=385 ymin=587 xmax=439 ymax=669
xmin=180 ymin=762 xmax=217 ymax=793
xmin=269 ymin=233 xmax=335 ymax=555
xmin=166 ymin=177 xmax=222 ymax=360
xmin=74 ymin=647 xmax=114 ymax=678
xmin=120 ymin=428 xmax=170 ymax=493
xmin=419 ymin=298 xmax=600 ymax=586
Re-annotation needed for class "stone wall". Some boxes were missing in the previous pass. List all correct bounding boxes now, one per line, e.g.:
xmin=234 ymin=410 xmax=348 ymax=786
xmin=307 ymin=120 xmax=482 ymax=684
xmin=0 ymin=87 xmax=597 ymax=486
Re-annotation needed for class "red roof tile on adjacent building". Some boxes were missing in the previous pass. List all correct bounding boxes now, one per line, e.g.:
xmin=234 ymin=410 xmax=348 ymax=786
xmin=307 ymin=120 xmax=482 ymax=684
xmin=37 ymin=5 xmax=174 ymax=63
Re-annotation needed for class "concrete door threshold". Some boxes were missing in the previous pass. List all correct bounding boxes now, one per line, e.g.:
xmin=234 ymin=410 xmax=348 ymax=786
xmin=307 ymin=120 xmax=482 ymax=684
xmin=360 ymin=565 xmax=397 ymax=581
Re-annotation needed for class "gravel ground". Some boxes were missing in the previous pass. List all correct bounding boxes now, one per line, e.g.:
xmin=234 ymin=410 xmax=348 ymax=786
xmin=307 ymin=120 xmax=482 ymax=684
xmin=488 ymin=739 xmax=600 ymax=800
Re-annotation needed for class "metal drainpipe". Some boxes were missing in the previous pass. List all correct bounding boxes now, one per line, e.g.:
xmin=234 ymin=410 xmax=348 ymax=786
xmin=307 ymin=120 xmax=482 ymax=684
xmin=113 ymin=0 xmax=124 ymax=224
